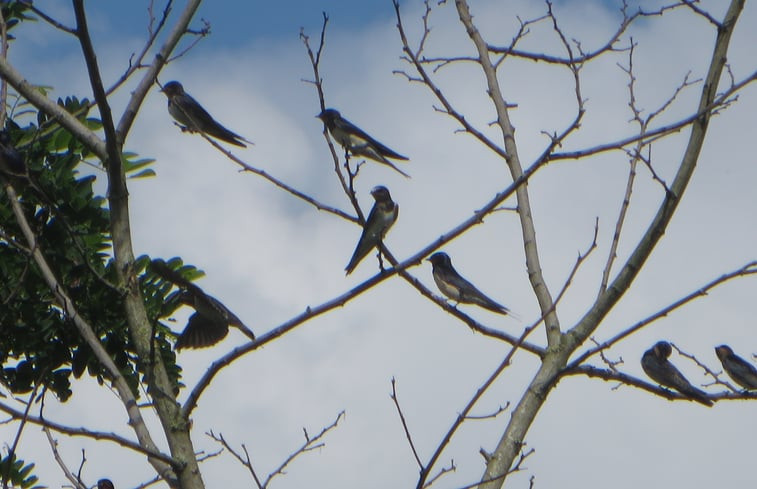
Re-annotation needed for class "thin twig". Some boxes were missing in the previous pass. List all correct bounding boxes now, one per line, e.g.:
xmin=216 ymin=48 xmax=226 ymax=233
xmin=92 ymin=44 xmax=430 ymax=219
xmin=209 ymin=411 xmax=345 ymax=489
xmin=672 ymin=343 xmax=737 ymax=391
xmin=200 ymin=133 xmax=357 ymax=223
xmin=390 ymin=378 xmax=423 ymax=469
xmin=0 ymin=397 xmax=175 ymax=464
xmin=18 ymin=1 xmax=77 ymax=34
xmin=43 ymin=427 xmax=88 ymax=489
xmin=566 ymin=261 xmax=757 ymax=370
xmin=300 ymin=15 xmax=364 ymax=222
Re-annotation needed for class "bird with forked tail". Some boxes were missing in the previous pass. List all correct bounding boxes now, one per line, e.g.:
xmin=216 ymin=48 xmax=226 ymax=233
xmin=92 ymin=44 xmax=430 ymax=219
xmin=161 ymin=80 xmax=253 ymax=147
xmin=427 ymin=251 xmax=517 ymax=317
xmin=317 ymin=108 xmax=410 ymax=178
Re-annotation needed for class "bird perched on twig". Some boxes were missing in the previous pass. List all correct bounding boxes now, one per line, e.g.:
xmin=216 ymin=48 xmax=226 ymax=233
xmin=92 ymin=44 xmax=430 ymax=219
xmin=97 ymin=479 xmax=114 ymax=489
xmin=150 ymin=260 xmax=255 ymax=349
xmin=345 ymin=186 xmax=399 ymax=275
xmin=317 ymin=108 xmax=410 ymax=178
xmin=715 ymin=344 xmax=757 ymax=390
xmin=641 ymin=341 xmax=712 ymax=406
xmin=427 ymin=252 xmax=515 ymax=317
xmin=161 ymin=81 xmax=253 ymax=147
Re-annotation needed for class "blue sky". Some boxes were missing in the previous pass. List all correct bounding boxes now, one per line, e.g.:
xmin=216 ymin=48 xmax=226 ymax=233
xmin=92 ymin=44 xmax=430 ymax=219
xmin=3 ymin=1 xmax=757 ymax=489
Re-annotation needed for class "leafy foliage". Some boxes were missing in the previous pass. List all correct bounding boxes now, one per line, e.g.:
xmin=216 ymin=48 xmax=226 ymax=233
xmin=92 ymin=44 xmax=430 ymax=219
xmin=0 ymin=453 xmax=43 ymax=489
xmin=0 ymin=2 xmax=35 ymax=42
xmin=0 ymin=97 xmax=185 ymax=401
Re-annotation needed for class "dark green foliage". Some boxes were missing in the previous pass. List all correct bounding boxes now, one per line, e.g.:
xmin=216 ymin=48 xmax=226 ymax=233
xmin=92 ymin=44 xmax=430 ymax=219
xmin=0 ymin=98 xmax=187 ymax=402
xmin=0 ymin=453 xmax=44 ymax=489
xmin=0 ymin=2 xmax=35 ymax=41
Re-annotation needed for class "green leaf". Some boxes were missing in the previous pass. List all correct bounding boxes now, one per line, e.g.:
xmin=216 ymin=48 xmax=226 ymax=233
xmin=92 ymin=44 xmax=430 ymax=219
xmin=128 ymin=168 xmax=157 ymax=179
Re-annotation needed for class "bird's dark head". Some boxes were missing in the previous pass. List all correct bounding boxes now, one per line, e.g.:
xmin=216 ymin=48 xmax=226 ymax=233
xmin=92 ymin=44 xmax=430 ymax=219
xmin=715 ymin=345 xmax=733 ymax=360
xmin=97 ymin=480 xmax=115 ymax=489
xmin=161 ymin=81 xmax=184 ymax=97
xmin=427 ymin=252 xmax=451 ymax=267
xmin=316 ymin=108 xmax=339 ymax=123
xmin=652 ymin=341 xmax=672 ymax=358
xmin=370 ymin=185 xmax=392 ymax=202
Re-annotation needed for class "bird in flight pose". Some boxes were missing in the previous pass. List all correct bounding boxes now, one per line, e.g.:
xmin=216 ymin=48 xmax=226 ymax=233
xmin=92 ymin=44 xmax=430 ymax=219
xmin=150 ymin=260 xmax=255 ymax=349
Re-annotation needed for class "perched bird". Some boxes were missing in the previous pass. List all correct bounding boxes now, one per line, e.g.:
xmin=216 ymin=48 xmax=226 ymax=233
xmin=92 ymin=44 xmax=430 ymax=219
xmin=97 ymin=480 xmax=114 ymax=489
xmin=427 ymin=252 xmax=514 ymax=316
xmin=161 ymin=81 xmax=252 ymax=147
xmin=715 ymin=344 xmax=757 ymax=390
xmin=0 ymin=130 xmax=26 ymax=176
xmin=150 ymin=260 xmax=255 ymax=349
xmin=641 ymin=341 xmax=712 ymax=406
xmin=345 ymin=186 xmax=399 ymax=275
xmin=317 ymin=108 xmax=410 ymax=178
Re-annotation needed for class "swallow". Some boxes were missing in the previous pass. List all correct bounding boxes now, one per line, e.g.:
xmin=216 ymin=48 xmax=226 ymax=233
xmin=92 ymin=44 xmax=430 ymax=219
xmin=317 ymin=108 xmax=410 ymax=178
xmin=150 ymin=260 xmax=255 ymax=349
xmin=97 ymin=480 xmax=114 ymax=489
xmin=715 ymin=345 xmax=757 ymax=390
xmin=345 ymin=186 xmax=399 ymax=275
xmin=427 ymin=252 xmax=514 ymax=316
xmin=161 ymin=81 xmax=252 ymax=147
xmin=641 ymin=341 xmax=712 ymax=406
xmin=0 ymin=130 xmax=26 ymax=176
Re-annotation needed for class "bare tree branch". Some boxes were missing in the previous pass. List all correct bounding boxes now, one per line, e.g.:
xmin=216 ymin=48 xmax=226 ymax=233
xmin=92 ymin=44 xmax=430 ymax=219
xmin=0 ymin=397 xmax=176 ymax=465
xmin=568 ymin=261 xmax=757 ymax=370
xmin=18 ymin=1 xmax=77 ymax=35
xmin=301 ymin=16 xmax=366 ymax=222
xmin=116 ymin=0 xmax=203 ymax=143
xmin=43 ymin=427 xmax=88 ymax=489
xmin=208 ymin=411 xmax=345 ymax=489
xmin=182 ymin=163 xmax=544 ymax=417
xmin=199 ymin=133 xmax=357 ymax=223
xmin=486 ymin=1 xmax=687 ymax=63
xmin=390 ymin=378 xmax=423 ymax=470
xmin=565 ymin=364 xmax=757 ymax=403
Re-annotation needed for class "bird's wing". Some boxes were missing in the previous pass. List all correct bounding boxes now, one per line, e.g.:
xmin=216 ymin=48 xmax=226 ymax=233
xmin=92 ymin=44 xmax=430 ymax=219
xmin=175 ymin=94 xmax=248 ymax=147
xmin=334 ymin=116 xmax=407 ymax=160
xmin=175 ymin=312 xmax=229 ymax=349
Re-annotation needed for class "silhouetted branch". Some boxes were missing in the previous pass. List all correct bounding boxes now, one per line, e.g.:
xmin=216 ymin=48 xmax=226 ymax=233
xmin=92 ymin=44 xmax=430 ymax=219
xmin=201 ymin=133 xmax=357 ymax=223
xmin=567 ymin=261 xmax=757 ymax=370
xmin=565 ymin=364 xmax=757 ymax=403
xmin=486 ymin=1 xmax=687 ymax=63
xmin=43 ymin=427 xmax=87 ymax=489
xmin=208 ymin=411 xmax=345 ymax=489
xmin=672 ymin=343 xmax=738 ymax=391
xmin=390 ymin=378 xmax=423 ymax=470
xmin=301 ymin=15 xmax=365 ymax=222
xmin=18 ymin=1 xmax=77 ymax=35
xmin=0 ymin=398 xmax=176 ymax=465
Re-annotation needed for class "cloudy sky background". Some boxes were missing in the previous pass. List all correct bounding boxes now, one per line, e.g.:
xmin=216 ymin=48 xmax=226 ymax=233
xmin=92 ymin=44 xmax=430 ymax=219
xmin=2 ymin=0 xmax=757 ymax=488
